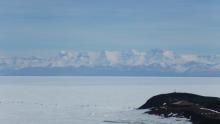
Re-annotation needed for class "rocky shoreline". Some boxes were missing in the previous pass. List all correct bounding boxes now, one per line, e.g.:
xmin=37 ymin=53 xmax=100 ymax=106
xmin=139 ymin=92 xmax=220 ymax=124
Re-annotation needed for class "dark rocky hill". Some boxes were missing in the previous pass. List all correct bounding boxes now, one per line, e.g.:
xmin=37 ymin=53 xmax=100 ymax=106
xmin=139 ymin=92 xmax=220 ymax=124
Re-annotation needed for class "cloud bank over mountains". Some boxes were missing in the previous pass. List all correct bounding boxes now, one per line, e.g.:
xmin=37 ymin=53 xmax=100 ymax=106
xmin=1 ymin=49 xmax=220 ymax=76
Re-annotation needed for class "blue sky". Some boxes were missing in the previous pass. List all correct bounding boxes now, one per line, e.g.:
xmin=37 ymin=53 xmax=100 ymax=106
xmin=0 ymin=0 xmax=220 ymax=56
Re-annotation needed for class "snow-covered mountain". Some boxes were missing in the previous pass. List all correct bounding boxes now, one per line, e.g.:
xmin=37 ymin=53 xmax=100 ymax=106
xmin=1 ymin=49 xmax=220 ymax=76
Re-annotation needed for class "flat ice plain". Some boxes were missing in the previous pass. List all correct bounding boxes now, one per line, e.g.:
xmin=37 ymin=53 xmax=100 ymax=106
xmin=0 ymin=76 xmax=219 ymax=124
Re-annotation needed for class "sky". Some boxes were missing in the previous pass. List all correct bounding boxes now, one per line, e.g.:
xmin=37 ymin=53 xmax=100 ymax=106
xmin=0 ymin=0 xmax=220 ymax=56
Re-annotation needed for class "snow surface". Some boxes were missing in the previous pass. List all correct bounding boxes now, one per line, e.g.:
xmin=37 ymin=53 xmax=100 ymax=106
xmin=0 ymin=76 xmax=219 ymax=124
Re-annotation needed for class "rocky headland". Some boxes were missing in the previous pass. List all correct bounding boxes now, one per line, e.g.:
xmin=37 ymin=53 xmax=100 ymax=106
xmin=139 ymin=92 xmax=220 ymax=124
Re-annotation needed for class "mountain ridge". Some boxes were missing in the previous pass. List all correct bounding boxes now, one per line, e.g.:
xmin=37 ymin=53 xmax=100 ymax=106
xmin=1 ymin=49 xmax=220 ymax=76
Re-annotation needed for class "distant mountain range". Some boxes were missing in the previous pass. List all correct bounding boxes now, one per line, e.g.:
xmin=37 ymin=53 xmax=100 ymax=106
xmin=1 ymin=49 xmax=220 ymax=76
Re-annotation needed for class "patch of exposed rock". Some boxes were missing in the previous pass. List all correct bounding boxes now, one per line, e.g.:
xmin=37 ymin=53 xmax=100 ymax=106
xmin=139 ymin=92 xmax=220 ymax=124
